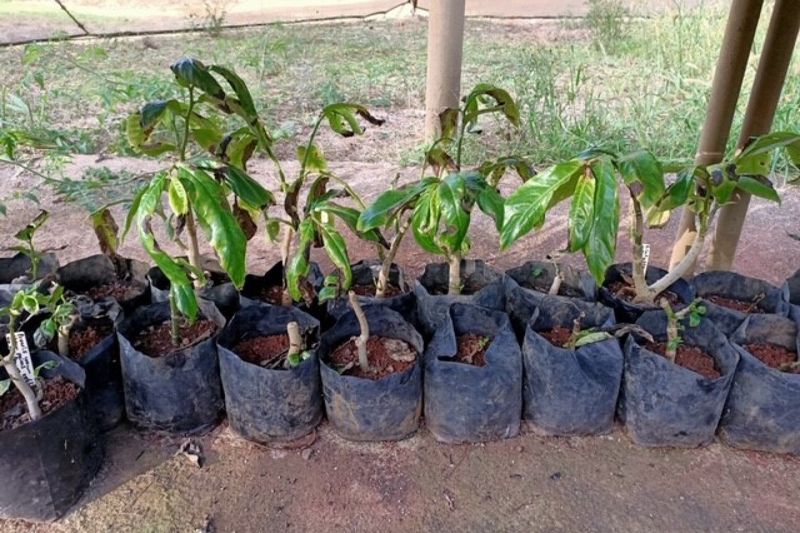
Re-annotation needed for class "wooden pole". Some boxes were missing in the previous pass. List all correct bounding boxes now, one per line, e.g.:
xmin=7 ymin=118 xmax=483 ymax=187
xmin=707 ymin=0 xmax=800 ymax=271
xmin=668 ymin=0 xmax=763 ymax=271
xmin=424 ymin=0 xmax=465 ymax=141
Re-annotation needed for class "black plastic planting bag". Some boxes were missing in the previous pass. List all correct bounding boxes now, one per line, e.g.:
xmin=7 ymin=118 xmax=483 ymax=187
xmin=505 ymin=261 xmax=597 ymax=301
xmin=0 ymin=252 xmax=58 ymax=284
xmin=58 ymin=254 xmax=150 ymax=312
xmin=326 ymin=260 xmax=415 ymax=323
xmin=149 ymin=265 xmax=239 ymax=319
xmin=788 ymin=268 xmax=800 ymax=305
xmin=424 ymin=303 xmax=522 ymax=443
xmin=0 ymin=351 xmax=102 ymax=521
xmin=692 ymin=270 xmax=790 ymax=335
xmin=415 ymin=259 xmax=505 ymax=337
xmin=600 ymin=263 xmax=695 ymax=323
xmin=620 ymin=311 xmax=738 ymax=447
xmin=217 ymin=303 xmax=322 ymax=443
xmin=319 ymin=307 xmax=423 ymax=441
xmin=522 ymin=295 xmax=622 ymax=436
xmin=69 ymin=298 xmax=125 ymax=431
xmin=504 ymin=276 xmax=548 ymax=340
xmin=718 ymin=312 xmax=800 ymax=454
xmin=239 ymin=261 xmax=325 ymax=320
xmin=118 ymin=300 xmax=225 ymax=434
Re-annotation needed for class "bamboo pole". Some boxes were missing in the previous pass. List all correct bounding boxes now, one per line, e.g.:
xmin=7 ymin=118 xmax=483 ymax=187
xmin=707 ymin=0 xmax=800 ymax=271
xmin=424 ymin=0 xmax=465 ymax=141
xmin=668 ymin=0 xmax=763 ymax=272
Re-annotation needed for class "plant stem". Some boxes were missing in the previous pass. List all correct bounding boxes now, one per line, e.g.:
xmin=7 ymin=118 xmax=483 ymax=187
xmin=4 ymin=318 xmax=42 ymax=420
xmin=661 ymin=299 xmax=680 ymax=363
xmin=376 ymin=216 xmax=411 ymax=298
xmin=548 ymin=263 xmax=563 ymax=295
xmin=287 ymin=321 xmax=302 ymax=357
xmin=448 ymin=253 xmax=462 ymax=295
xmin=280 ymin=227 xmax=294 ymax=306
xmin=629 ymin=195 xmax=653 ymax=303
xmin=348 ymin=291 xmax=369 ymax=372
xmin=185 ymin=211 xmax=203 ymax=288
xmin=169 ymin=290 xmax=180 ymax=346
xmin=179 ymin=87 xmax=195 ymax=163
xmin=648 ymin=227 xmax=706 ymax=297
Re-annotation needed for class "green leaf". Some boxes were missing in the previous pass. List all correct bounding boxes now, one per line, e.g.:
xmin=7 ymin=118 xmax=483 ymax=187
xmin=122 ymin=184 xmax=149 ymax=242
xmin=736 ymin=131 xmax=800 ymax=161
xmin=463 ymin=84 xmax=520 ymax=128
xmin=286 ymin=220 xmax=315 ymax=301
xmin=568 ymin=170 xmax=595 ymax=252
xmin=224 ymin=166 xmax=273 ymax=208
xmin=0 ymin=379 xmax=9 ymax=397
xmin=209 ymin=64 xmax=257 ymax=119
xmin=439 ymin=108 xmax=459 ymax=140
xmin=358 ymin=179 xmax=432 ymax=231
xmin=656 ymin=168 xmax=694 ymax=212
xmin=582 ymin=159 xmax=619 ymax=284
xmin=438 ymin=173 xmax=470 ymax=252
xmin=320 ymin=224 xmax=352 ymax=290
xmin=170 ymin=57 xmax=225 ymax=99
xmin=618 ymin=151 xmax=664 ymax=208
xmin=168 ymin=177 xmax=189 ymax=215
xmin=411 ymin=185 xmax=443 ymax=255
xmin=298 ymin=143 xmax=327 ymax=173
xmin=477 ymin=186 xmax=504 ymax=231
xmin=314 ymin=202 xmax=384 ymax=244
xmin=500 ymin=160 xmax=583 ymax=249
xmin=15 ymin=210 xmax=48 ymax=243
xmin=180 ymin=167 xmax=247 ymax=288
xmin=321 ymin=103 xmax=384 ymax=138
xmin=736 ymin=176 xmax=780 ymax=203
xmin=266 ymin=219 xmax=281 ymax=242
xmin=572 ymin=331 xmax=614 ymax=348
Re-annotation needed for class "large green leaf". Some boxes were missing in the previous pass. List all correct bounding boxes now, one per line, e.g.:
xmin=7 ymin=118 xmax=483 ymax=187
xmin=656 ymin=167 xmax=695 ymax=212
xmin=477 ymin=186 xmax=504 ymax=231
xmin=180 ymin=167 xmax=247 ymax=288
xmin=568 ymin=170 xmax=595 ymax=252
xmin=319 ymin=223 xmax=352 ymax=290
xmin=286 ymin=219 xmax=315 ymax=301
xmin=314 ymin=202 xmax=384 ymax=245
xmin=209 ymin=64 xmax=257 ymax=119
xmin=618 ymin=150 xmax=664 ymax=208
xmin=582 ymin=159 xmax=619 ymax=284
xmin=358 ymin=178 xmax=434 ymax=231
xmin=438 ymin=173 xmax=470 ymax=252
xmin=322 ymin=103 xmax=384 ymax=138
xmin=736 ymin=131 xmax=800 ymax=160
xmin=463 ymin=84 xmax=520 ymax=128
xmin=736 ymin=176 xmax=780 ymax=203
xmin=500 ymin=160 xmax=583 ymax=249
xmin=168 ymin=177 xmax=189 ymax=215
xmin=170 ymin=57 xmax=225 ymax=99
xmin=224 ymin=165 xmax=273 ymax=208
xmin=411 ymin=186 xmax=443 ymax=255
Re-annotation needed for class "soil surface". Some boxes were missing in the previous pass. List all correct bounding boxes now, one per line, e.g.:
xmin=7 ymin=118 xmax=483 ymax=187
xmin=234 ymin=334 xmax=290 ymax=367
xmin=84 ymin=280 xmax=141 ymax=302
xmin=133 ymin=319 xmax=217 ymax=357
xmin=608 ymin=280 xmax=681 ymax=306
xmin=646 ymin=341 xmax=721 ymax=379
xmin=452 ymin=333 xmax=490 ymax=367
xmin=0 ymin=375 xmax=79 ymax=431
xmin=706 ymin=294 xmax=765 ymax=313
xmin=351 ymin=283 xmax=404 ymax=298
xmin=255 ymin=284 xmax=286 ymax=305
xmin=744 ymin=343 xmax=799 ymax=374
xmin=539 ymin=326 xmax=573 ymax=348
xmin=329 ymin=336 xmax=416 ymax=379
xmin=68 ymin=318 xmax=115 ymax=360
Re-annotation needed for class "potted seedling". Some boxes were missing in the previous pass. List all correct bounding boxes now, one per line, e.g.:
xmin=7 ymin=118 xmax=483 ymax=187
xmin=240 ymin=101 xmax=385 ymax=316
xmin=501 ymin=135 xmax=797 ymax=321
xmin=126 ymin=57 xmax=275 ymax=318
xmin=620 ymin=300 xmax=739 ymax=447
xmin=216 ymin=302 xmax=322 ymax=444
xmin=119 ymin=58 xmax=274 ymax=433
xmin=520 ymin=295 xmax=626 ymax=436
xmin=0 ymin=210 xmax=59 ymax=288
xmin=359 ymin=84 xmax=531 ymax=334
xmin=423 ymin=302 xmax=522 ymax=443
xmin=318 ymin=293 xmax=424 ymax=441
xmin=0 ymin=284 xmax=102 ymax=521
xmin=719 ymin=309 xmax=800 ymax=454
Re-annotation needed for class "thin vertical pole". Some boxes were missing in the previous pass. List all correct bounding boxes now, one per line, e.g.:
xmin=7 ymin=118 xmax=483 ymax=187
xmin=707 ymin=0 xmax=800 ymax=271
xmin=668 ymin=0 xmax=764 ymax=271
xmin=424 ymin=0 xmax=465 ymax=141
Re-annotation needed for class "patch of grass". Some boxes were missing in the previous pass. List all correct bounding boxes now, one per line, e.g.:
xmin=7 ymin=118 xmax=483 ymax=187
xmin=1 ymin=3 xmax=798 ymax=170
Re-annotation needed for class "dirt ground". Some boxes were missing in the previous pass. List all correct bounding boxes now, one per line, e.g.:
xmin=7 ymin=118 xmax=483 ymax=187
xmin=1 ymin=155 xmax=799 ymax=532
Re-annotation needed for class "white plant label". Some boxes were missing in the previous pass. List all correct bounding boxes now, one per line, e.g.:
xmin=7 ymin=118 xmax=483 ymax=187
xmin=6 ymin=332 xmax=36 ymax=388
xmin=642 ymin=243 xmax=651 ymax=273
